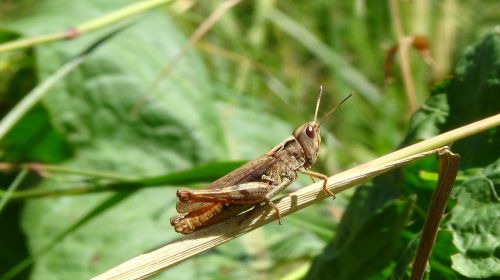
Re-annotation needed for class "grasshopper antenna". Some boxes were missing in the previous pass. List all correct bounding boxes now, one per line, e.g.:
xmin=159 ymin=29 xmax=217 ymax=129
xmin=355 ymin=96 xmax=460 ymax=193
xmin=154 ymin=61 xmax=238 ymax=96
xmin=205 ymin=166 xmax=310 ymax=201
xmin=313 ymin=85 xmax=323 ymax=123
xmin=318 ymin=93 xmax=353 ymax=127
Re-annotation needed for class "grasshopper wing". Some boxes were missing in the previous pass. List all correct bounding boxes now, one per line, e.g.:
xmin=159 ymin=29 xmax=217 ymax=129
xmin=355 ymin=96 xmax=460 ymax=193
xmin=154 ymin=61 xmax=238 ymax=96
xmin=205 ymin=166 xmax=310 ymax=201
xmin=175 ymin=153 xmax=277 ymax=213
xmin=176 ymin=201 xmax=213 ymax=214
xmin=205 ymin=153 xmax=277 ymax=189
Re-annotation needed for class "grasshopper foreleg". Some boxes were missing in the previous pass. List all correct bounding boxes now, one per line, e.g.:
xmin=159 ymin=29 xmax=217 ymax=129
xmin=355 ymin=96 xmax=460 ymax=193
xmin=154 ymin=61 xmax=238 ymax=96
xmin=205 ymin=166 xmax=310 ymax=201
xmin=300 ymin=170 xmax=335 ymax=199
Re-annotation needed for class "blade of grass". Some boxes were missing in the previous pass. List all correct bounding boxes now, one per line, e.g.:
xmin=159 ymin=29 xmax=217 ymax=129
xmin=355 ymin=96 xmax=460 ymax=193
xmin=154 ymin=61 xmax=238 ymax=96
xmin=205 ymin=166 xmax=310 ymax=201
xmin=0 ymin=169 xmax=27 ymax=214
xmin=0 ymin=23 xmax=133 ymax=142
xmin=92 ymin=114 xmax=499 ymax=280
xmin=0 ymin=162 xmax=136 ymax=181
xmin=0 ymin=56 xmax=84 ymax=141
xmin=1 ymin=161 xmax=246 ymax=200
xmin=267 ymin=8 xmax=381 ymax=104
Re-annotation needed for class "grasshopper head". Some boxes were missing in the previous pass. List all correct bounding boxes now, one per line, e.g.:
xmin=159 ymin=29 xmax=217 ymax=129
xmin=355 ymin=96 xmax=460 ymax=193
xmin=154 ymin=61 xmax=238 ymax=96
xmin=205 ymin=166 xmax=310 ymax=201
xmin=292 ymin=86 xmax=352 ymax=168
xmin=293 ymin=121 xmax=321 ymax=167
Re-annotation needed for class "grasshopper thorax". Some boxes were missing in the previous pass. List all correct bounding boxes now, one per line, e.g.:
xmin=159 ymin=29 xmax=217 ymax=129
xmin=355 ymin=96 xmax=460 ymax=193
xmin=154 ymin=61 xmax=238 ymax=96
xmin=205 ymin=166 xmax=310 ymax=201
xmin=293 ymin=121 xmax=321 ymax=167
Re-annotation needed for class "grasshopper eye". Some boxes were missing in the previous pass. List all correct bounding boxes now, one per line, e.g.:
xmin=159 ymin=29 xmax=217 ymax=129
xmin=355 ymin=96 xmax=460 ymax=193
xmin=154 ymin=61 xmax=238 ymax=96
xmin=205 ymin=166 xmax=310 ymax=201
xmin=305 ymin=126 xmax=315 ymax=138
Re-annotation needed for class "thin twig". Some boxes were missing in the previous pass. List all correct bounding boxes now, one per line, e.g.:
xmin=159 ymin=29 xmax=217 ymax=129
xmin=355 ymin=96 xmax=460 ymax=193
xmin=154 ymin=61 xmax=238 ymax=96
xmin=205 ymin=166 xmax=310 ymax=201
xmin=0 ymin=0 xmax=173 ymax=53
xmin=389 ymin=0 xmax=417 ymax=113
xmin=93 ymin=114 xmax=500 ymax=280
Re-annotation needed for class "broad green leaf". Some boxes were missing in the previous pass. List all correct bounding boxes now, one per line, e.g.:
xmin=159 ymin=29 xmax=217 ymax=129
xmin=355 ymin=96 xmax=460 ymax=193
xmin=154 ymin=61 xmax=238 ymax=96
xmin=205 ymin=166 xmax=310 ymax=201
xmin=1 ymin=1 xmax=309 ymax=279
xmin=447 ymin=159 xmax=500 ymax=278
xmin=403 ymin=88 xmax=449 ymax=144
xmin=429 ymin=230 xmax=459 ymax=280
xmin=215 ymin=102 xmax=292 ymax=159
xmin=404 ymin=32 xmax=500 ymax=168
xmin=0 ymin=1 xmax=228 ymax=279
xmin=0 ymin=196 xmax=30 ymax=280
xmin=442 ymin=33 xmax=500 ymax=168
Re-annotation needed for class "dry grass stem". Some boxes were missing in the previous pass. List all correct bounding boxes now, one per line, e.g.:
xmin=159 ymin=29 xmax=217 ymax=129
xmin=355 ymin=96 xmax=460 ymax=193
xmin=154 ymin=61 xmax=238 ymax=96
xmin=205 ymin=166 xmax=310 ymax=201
xmin=411 ymin=148 xmax=460 ymax=279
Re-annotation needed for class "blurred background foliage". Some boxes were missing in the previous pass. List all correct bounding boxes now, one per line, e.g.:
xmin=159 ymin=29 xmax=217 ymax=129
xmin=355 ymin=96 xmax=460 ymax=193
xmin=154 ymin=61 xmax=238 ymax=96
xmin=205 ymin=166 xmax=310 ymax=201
xmin=0 ymin=0 xmax=498 ymax=279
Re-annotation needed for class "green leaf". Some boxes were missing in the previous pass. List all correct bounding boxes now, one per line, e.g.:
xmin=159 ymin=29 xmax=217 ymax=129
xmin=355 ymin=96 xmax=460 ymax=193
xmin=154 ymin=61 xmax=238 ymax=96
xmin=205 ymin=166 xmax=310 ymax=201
xmin=0 ymin=1 xmax=299 ymax=279
xmin=429 ymin=230 xmax=459 ymax=280
xmin=0 ymin=1 xmax=230 ymax=278
xmin=0 ymin=197 xmax=30 ymax=280
xmin=1 ymin=105 xmax=71 ymax=163
xmin=442 ymin=32 xmax=500 ymax=168
xmin=404 ymin=32 xmax=500 ymax=168
xmin=403 ymin=88 xmax=449 ymax=144
xmin=447 ymin=159 xmax=500 ymax=278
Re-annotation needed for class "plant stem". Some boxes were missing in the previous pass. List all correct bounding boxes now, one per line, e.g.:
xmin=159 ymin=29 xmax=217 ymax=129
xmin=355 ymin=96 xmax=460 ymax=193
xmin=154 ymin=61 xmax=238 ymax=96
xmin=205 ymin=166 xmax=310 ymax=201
xmin=1 ymin=161 xmax=246 ymax=200
xmin=389 ymin=0 xmax=417 ymax=113
xmin=0 ymin=0 xmax=172 ymax=53
xmin=26 ymin=163 xmax=135 ymax=181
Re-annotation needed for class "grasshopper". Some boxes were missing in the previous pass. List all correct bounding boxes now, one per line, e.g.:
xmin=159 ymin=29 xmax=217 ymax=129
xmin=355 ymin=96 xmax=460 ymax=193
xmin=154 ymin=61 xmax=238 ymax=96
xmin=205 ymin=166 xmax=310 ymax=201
xmin=170 ymin=87 xmax=352 ymax=234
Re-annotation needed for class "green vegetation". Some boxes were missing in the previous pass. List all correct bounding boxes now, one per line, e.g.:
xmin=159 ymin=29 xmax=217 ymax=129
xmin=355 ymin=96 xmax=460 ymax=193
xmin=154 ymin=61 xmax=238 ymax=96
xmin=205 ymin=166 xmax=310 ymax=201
xmin=0 ymin=1 xmax=498 ymax=279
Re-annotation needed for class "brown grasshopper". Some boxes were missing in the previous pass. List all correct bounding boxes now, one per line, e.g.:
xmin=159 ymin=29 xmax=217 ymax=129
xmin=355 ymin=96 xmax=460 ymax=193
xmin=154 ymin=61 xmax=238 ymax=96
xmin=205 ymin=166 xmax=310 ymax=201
xmin=170 ymin=87 xmax=352 ymax=234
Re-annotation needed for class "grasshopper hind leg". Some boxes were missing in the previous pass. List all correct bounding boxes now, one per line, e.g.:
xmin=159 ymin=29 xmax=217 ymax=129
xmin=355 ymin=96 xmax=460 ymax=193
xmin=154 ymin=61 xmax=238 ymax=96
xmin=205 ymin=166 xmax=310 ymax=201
xmin=170 ymin=203 xmax=224 ymax=234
